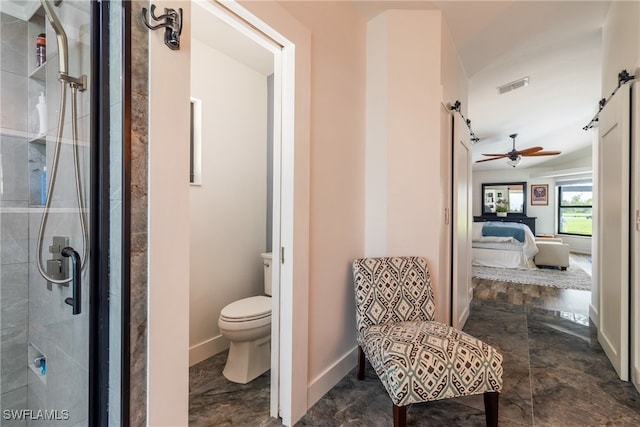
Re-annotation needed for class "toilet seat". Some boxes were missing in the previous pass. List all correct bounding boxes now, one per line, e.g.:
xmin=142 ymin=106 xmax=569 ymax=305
xmin=220 ymin=296 xmax=271 ymax=323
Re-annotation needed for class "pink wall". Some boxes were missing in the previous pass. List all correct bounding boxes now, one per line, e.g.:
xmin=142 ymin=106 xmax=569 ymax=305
xmin=365 ymin=10 xmax=469 ymax=323
xmin=277 ymin=0 xmax=367 ymax=402
xmin=240 ymin=1 xmax=466 ymax=422
xmin=243 ymin=0 xmax=367 ymax=420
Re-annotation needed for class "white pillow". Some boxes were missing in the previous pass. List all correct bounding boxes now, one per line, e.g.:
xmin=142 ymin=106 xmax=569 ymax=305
xmin=472 ymin=222 xmax=484 ymax=241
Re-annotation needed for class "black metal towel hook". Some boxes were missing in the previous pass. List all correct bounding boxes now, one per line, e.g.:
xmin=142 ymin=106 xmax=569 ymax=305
xmin=142 ymin=4 xmax=183 ymax=50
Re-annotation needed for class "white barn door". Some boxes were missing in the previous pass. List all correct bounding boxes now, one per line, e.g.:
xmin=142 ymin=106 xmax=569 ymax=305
xmin=451 ymin=115 xmax=473 ymax=329
xmin=631 ymin=81 xmax=640 ymax=392
xmin=597 ymin=84 xmax=631 ymax=381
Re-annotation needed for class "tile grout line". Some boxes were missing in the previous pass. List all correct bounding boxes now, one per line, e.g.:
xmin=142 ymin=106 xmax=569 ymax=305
xmin=525 ymin=308 xmax=535 ymax=427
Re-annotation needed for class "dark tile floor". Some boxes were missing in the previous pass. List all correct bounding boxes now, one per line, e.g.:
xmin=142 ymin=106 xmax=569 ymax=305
xmin=190 ymin=260 xmax=640 ymax=426
xmin=189 ymin=354 xmax=277 ymax=427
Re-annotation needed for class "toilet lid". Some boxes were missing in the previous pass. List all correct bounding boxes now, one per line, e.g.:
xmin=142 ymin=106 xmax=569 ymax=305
xmin=220 ymin=296 xmax=271 ymax=322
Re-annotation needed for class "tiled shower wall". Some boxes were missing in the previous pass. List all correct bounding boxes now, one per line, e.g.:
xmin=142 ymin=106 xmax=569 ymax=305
xmin=1 ymin=2 xmax=91 ymax=425
xmin=1 ymin=10 xmax=33 ymax=422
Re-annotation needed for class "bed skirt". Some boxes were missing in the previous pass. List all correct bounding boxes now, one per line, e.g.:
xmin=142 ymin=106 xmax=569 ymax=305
xmin=472 ymin=247 xmax=536 ymax=269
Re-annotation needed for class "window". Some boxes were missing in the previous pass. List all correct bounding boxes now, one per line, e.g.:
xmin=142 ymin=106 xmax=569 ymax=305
xmin=558 ymin=183 xmax=592 ymax=236
xmin=189 ymin=97 xmax=202 ymax=185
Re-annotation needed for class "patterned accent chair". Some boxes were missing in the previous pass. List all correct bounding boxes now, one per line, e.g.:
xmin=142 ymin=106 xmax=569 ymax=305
xmin=352 ymin=256 xmax=503 ymax=427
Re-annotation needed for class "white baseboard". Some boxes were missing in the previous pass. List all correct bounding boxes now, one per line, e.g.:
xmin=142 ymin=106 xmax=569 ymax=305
xmin=189 ymin=335 xmax=229 ymax=367
xmin=307 ymin=346 xmax=358 ymax=409
xmin=456 ymin=303 xmax=470 ymax=329
xmin=589 ymin=303 xmax=599 ymax=326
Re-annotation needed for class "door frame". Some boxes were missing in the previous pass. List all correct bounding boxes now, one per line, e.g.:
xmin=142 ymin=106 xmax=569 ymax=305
xmin=91 ymin=1 xmax=117 ymax=424
xmin=182 ymin=0 xmax=302 ymax=423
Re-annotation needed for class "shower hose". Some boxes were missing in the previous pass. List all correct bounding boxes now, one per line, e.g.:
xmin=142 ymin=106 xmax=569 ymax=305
xmin=36 ymin=80 xmax=88 ymax=284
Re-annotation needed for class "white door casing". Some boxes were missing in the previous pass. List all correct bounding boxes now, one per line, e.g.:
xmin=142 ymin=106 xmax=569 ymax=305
xmin=439 ymin=103 xmax=453 ymax=324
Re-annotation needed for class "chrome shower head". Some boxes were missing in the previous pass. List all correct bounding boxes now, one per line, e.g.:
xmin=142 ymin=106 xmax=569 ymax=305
xmin=40 ymin=0 xmax=68 ymax=76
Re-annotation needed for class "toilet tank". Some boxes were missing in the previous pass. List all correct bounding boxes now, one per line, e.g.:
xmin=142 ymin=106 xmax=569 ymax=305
xmin=261 ymin=252 xmax=273 ymax=296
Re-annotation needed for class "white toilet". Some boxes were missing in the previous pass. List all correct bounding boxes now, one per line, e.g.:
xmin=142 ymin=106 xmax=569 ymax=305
xmin=218 ymin=252 xmax=272 ymax=384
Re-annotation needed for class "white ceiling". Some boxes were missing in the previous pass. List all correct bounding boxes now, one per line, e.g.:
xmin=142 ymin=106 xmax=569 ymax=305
xmin=354 ymin=1 xmax=611 ymax=170
xmin=191 ymin=1 xmax=274 ymax=76
xmin=5 ymin=1 xmax=610 ymax=172
xmin=4 ymin=1 xmax=612 ymax=172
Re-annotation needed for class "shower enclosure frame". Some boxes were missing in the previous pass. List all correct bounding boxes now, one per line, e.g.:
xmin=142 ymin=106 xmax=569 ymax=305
xmin=89 ymin=1 xmax=130 ymax=425
xmin=0 ymin=0 xmax=129 ymax=425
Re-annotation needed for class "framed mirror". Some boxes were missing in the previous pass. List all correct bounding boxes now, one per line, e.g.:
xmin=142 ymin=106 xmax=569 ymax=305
xmin=481 ymin=182 xmax=527 ymax=215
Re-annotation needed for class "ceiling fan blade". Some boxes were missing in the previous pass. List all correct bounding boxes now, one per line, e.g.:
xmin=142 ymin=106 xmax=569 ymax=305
xmin=475 ymin=156 xmax=507 ymax=163
xmin=522 ymin=151 xmax=562 ymax=157
xmin=517 ymin=146 xmax=544 ymax=155
xmin=480 ymin=153 xmax=510 ymax=157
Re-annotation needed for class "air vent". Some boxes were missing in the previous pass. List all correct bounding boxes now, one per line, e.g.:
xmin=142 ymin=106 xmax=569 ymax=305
xmin=497 ymin=77 xmax=529 ymax=95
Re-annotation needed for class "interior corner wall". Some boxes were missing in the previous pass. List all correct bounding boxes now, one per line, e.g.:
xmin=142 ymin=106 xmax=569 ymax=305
xmin=364 ymin=12 xmax=389 ymax=256
xmin=238 ymin=0 xmax=314 ymax=423
xmin=365 ymin=10 xmax=453 ymax=322
xmin=440 ymin=16 xmax=468 ymax=106
xmin=148 ymin=1 xmax=191 ymax=424
xmin=270 ymin=0 xmax=367 ymax=416
xmin=188 ymin=39 xmax=268 ymax=366
xmin=602 ymin=1 xmax=640 ymax=94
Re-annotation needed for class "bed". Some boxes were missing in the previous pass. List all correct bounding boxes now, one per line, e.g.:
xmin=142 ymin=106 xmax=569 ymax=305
xmin=472 ymin=221 xmax=538 ymax=269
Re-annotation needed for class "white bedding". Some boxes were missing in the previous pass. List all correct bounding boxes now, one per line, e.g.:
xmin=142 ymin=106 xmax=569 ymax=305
xmin=471 ymin=222 xmax=539 ymax=269
xmin=472 ymin=248 xmax=536 ymax=269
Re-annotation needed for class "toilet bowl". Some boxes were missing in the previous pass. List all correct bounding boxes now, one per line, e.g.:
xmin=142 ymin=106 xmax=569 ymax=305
xmin=218 ymin=253 xmax=272 ymax=384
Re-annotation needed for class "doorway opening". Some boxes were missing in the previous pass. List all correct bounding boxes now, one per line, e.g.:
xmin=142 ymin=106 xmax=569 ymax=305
xmin=187 ymin=0 xmax=291 ymax=423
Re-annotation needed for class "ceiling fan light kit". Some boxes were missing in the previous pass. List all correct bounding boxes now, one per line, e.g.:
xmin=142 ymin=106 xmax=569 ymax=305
xmin=507 ymin=156 xmax=521 ymax=167
xmin=476 ymin=133 xmax=561 ymax=167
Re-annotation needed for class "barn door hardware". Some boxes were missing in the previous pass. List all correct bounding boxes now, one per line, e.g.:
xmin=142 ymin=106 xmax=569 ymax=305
xmin=142 ymin=4 xmax=183 ymax=50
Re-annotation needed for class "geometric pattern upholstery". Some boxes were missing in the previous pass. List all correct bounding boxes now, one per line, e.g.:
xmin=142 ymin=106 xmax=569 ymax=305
xmin=353 ymin=257 xmax=503 ymax=407
xmin=353 ymin=256 xmax=436 ymax=333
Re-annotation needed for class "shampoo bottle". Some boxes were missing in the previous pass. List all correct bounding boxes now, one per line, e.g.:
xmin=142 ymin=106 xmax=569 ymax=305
xmin=36 ymin=92 xmax=47 ymax=136
xmin=40 ymin=167 xmax=47 ymax=205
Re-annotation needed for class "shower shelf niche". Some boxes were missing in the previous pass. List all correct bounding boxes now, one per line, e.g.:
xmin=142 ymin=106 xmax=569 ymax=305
xmin=29 ymin=134 xmax=47 ymax=144
xmin=28 ymin=343 xmax=47 ymax=384
xmin=28 ymin=139 xmax=47 ymax=206
xmin=26 ymin=9 xmax=47 ymax=207
xmin=29 ymin=62 xmax=47 ymax=81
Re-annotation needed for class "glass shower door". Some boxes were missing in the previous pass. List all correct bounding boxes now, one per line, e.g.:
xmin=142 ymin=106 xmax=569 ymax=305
xmin=0 ymin=1 xmax=112 ymax=425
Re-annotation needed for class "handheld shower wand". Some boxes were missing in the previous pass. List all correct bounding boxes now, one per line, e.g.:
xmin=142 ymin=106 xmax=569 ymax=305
xmin=36 ymin=0 xmax=88 ymax=303
xmin=40 ymin=0 xmax=67 ymax=75
xmin=40 ymin=0 xmax=86 ymax=90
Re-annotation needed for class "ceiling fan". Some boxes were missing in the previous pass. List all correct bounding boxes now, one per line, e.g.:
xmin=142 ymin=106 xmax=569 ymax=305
xmin=476 ymin=133 xmax=561 ymax=167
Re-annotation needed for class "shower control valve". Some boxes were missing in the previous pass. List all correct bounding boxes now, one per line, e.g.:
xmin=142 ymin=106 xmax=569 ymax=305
xmin=46 ymin=236 xmax=69 ymax=290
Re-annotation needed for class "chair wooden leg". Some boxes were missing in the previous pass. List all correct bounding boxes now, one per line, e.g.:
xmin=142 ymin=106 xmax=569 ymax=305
xmin=393 ymin=404 xmax=406 ymax=427
xmin=357 ymin=346 xmax=365 ymax=380
xmin=484 ymin=391 xmax=499 ymax=427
